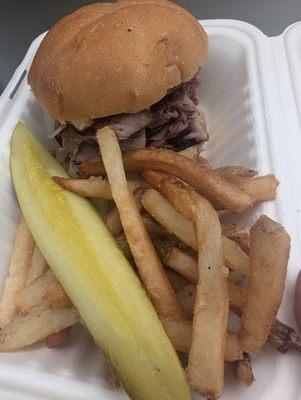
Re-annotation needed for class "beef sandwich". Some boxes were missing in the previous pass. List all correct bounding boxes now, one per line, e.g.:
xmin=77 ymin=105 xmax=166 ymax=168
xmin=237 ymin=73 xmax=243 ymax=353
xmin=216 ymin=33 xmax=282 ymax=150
xmin=28 ymin=0 xmax=208 ymax=174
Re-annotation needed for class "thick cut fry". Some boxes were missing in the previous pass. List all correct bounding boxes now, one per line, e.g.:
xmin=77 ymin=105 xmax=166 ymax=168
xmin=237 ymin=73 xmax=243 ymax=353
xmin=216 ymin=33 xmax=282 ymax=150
xmin=231 ymin=353 xmax=254 ymax=387
xmin=0 ymin=216 xmax=35 ymax=326
xmin=239 ymin=215 xmax=290 ymax=356
xmin=160 ymin=318 xmax=242 ymax=362
xmin=43 ymin=280 xmax=73 ymax=309
xmin=97 ymin=127 xmax=185 ymax=319
xmin=15 ymin=269 xmax=57 ymax=310
xmin=142 ymin=171 xmax=228 ymax=398
xmin=0 ymin=304 xmax=79 ymax=351
xmin=26 ymin=245 xmax=48 ymax=285
xmin=45 ymin=327 xmax=71 ymax=348
xmin=141 ymin=187 xmax=250 ymax=276
xmin=78 ymin=148 xmax=254 ymax=213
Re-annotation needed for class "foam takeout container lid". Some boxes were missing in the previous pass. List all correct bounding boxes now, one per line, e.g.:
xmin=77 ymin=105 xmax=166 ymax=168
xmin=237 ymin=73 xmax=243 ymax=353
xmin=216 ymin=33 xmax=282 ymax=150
xmin=0 ymin=20 xmax=301 ymax=400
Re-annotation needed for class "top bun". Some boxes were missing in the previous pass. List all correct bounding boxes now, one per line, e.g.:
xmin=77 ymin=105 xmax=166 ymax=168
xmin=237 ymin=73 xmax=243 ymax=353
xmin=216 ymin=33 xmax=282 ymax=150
xmin=28 ymin=0 xmax=208 ymax=124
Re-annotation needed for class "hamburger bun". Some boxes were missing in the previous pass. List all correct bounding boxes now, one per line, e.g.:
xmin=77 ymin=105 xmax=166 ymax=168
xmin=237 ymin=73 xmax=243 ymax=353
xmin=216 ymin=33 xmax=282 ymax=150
xmin=28 ymin=0 xmax=208 ymax=124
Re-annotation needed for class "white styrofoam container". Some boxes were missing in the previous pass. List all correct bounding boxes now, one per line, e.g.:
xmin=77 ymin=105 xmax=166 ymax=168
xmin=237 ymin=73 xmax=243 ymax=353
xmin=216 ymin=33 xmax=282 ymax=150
xmin=0 ymin=20 xmax=301 ymax=399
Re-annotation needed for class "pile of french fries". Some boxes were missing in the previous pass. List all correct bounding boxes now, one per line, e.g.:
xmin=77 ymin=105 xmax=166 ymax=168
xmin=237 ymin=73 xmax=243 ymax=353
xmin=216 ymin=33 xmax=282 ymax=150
xmin=1 ymin=125 xmax=300 ymax=399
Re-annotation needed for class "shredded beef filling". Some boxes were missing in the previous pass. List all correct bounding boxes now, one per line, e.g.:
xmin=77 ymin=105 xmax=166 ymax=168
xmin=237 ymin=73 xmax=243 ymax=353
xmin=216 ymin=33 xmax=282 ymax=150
xmin=55 ymin=69 xmax=208 ymax=173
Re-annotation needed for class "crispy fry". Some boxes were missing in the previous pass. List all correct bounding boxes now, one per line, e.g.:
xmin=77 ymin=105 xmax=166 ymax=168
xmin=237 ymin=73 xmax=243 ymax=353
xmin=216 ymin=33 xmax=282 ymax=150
xmin=0 ymin=216 xmax=35 ymax=326
xmin=141 ymin=186 xmax=250 ymax=276
xmin=231 ymin=353 xmax=254 ymax=387
xmin=45 ymin=327 xmax=71 ymax=348
xmin=97 ymin=127 xmax=185 ymax=319
xmin=43 ymin=280 xmax=73 ymax=309
xmin=239 ymin=215 xmax=290 ymax=356
xmin=141 ymin=170 xmax=228 ymax=397
xmin=26 ymin=245 xmax=48 ymax=285
xmin=15 ymin=269 xmax=57 ymax=310
xmin=160 ymin=317 xmax=242 ymax=362
xmin=78 ymin=148 xmax=254 ymax=213
xmin=0 ymin=304 xmax=79 ymax=351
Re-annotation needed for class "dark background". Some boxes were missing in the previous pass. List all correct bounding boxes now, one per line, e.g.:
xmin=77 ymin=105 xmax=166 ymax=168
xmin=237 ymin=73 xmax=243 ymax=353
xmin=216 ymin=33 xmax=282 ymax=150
xmin=0 ymin=0 xmax=301 ymax=93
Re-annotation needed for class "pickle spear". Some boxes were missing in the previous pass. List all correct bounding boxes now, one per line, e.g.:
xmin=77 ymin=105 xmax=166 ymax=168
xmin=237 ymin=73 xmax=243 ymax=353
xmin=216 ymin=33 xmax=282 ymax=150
xmin=10 ymin=122 xmax=191 ymax=400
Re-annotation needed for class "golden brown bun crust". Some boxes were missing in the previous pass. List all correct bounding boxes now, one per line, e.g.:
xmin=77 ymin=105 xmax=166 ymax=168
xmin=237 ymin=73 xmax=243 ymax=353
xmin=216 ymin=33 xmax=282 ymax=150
xmin=28 ymin=0 xmax=208 ymax=123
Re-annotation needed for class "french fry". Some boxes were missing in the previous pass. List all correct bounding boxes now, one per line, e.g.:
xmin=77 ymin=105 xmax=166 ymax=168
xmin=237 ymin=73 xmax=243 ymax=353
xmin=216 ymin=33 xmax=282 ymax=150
xmin=97 ymin=127 xmax=185 ymax=319
xmin=115 ymin=232 xmax=132 ymax=260
xmin=141 ymin=214 xmax=169 ymax=238
xmin=0 ymin=216 xmax=35 ymax=327
xmin=220 ymin=174 xmax=279 ymax=204
xmin=231 ymin=353 xmax=254 ymax=387
xmin=26 ymin=245 xmax=48 ymax=286
xmin=53 ymin=175 xmax=144 ymax=200
xmin=45 ymin=327 xmax=71 ymax=348
xmin=160 ymin=317 xmax=242 ymax=362
xmin=216 ymin=166 xmax=258 ymax=178
xmin=15 ymin=269 xmax=57 ymax=310
xmin=179 ymin=144 xmax=203 ymax=161
xmin=78 ymin=148 xmax=254 ymax=213
xmin=141 ymin=187 xmax=250 ymax=276
xmin=141 ymin=170 xmax=229 ymax=398
xmin=0 ymin=304 xmax=79 ymax=351
xmin=239 ymin=215 xmax=290 ymax=356
xmin=43 ymin=280 xmax=73 ymax=309
xmin=221 ymin=223 xmax=250 ymax=255
xmin=104 ymin=207 xmax=123 ymax=237
xmin=155 ymin=241 xmax=198 ymax=284
xmin=53 ymin=176 xmax=112 ymax=199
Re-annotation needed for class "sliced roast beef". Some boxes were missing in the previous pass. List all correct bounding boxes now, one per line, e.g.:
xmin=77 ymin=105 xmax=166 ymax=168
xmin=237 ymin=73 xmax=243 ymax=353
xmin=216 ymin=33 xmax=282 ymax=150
xmin=55 ymin=69 xmax=208 ymax=171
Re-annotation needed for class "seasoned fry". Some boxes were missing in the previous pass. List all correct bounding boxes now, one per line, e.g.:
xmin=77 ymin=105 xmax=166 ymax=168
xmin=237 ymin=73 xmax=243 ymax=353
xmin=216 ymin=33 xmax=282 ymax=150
xmin=141 ymin=170 xmax=228 ymax=397
xmin=231 ymin=353 xmax=254 ymax=387
xmin=15 ymin=269 xmax=57 ymax=310
xmin=26 ymin=245 xmax=48 ymax=285
xmin=141 ymin=186 xmax=250 ymax=276
xmin=0 ymin=304 xmax=79 ymax=351
xmin=160 ymin=317 xmax=242 ymax=362
xmin=0 ymin=216 xmax=35 ymax=326
xmin=43 ymin=280 xmax=73 ymax=309
xmin=78 ymin=148 xmax=254 ymax=213
xmin=239 ymin=215 xmax=290 ymax=356
xmin=97 ymin=127 xmax=185 ymax=319
xmin=45 ymin=327 xmax=71 ymax=348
